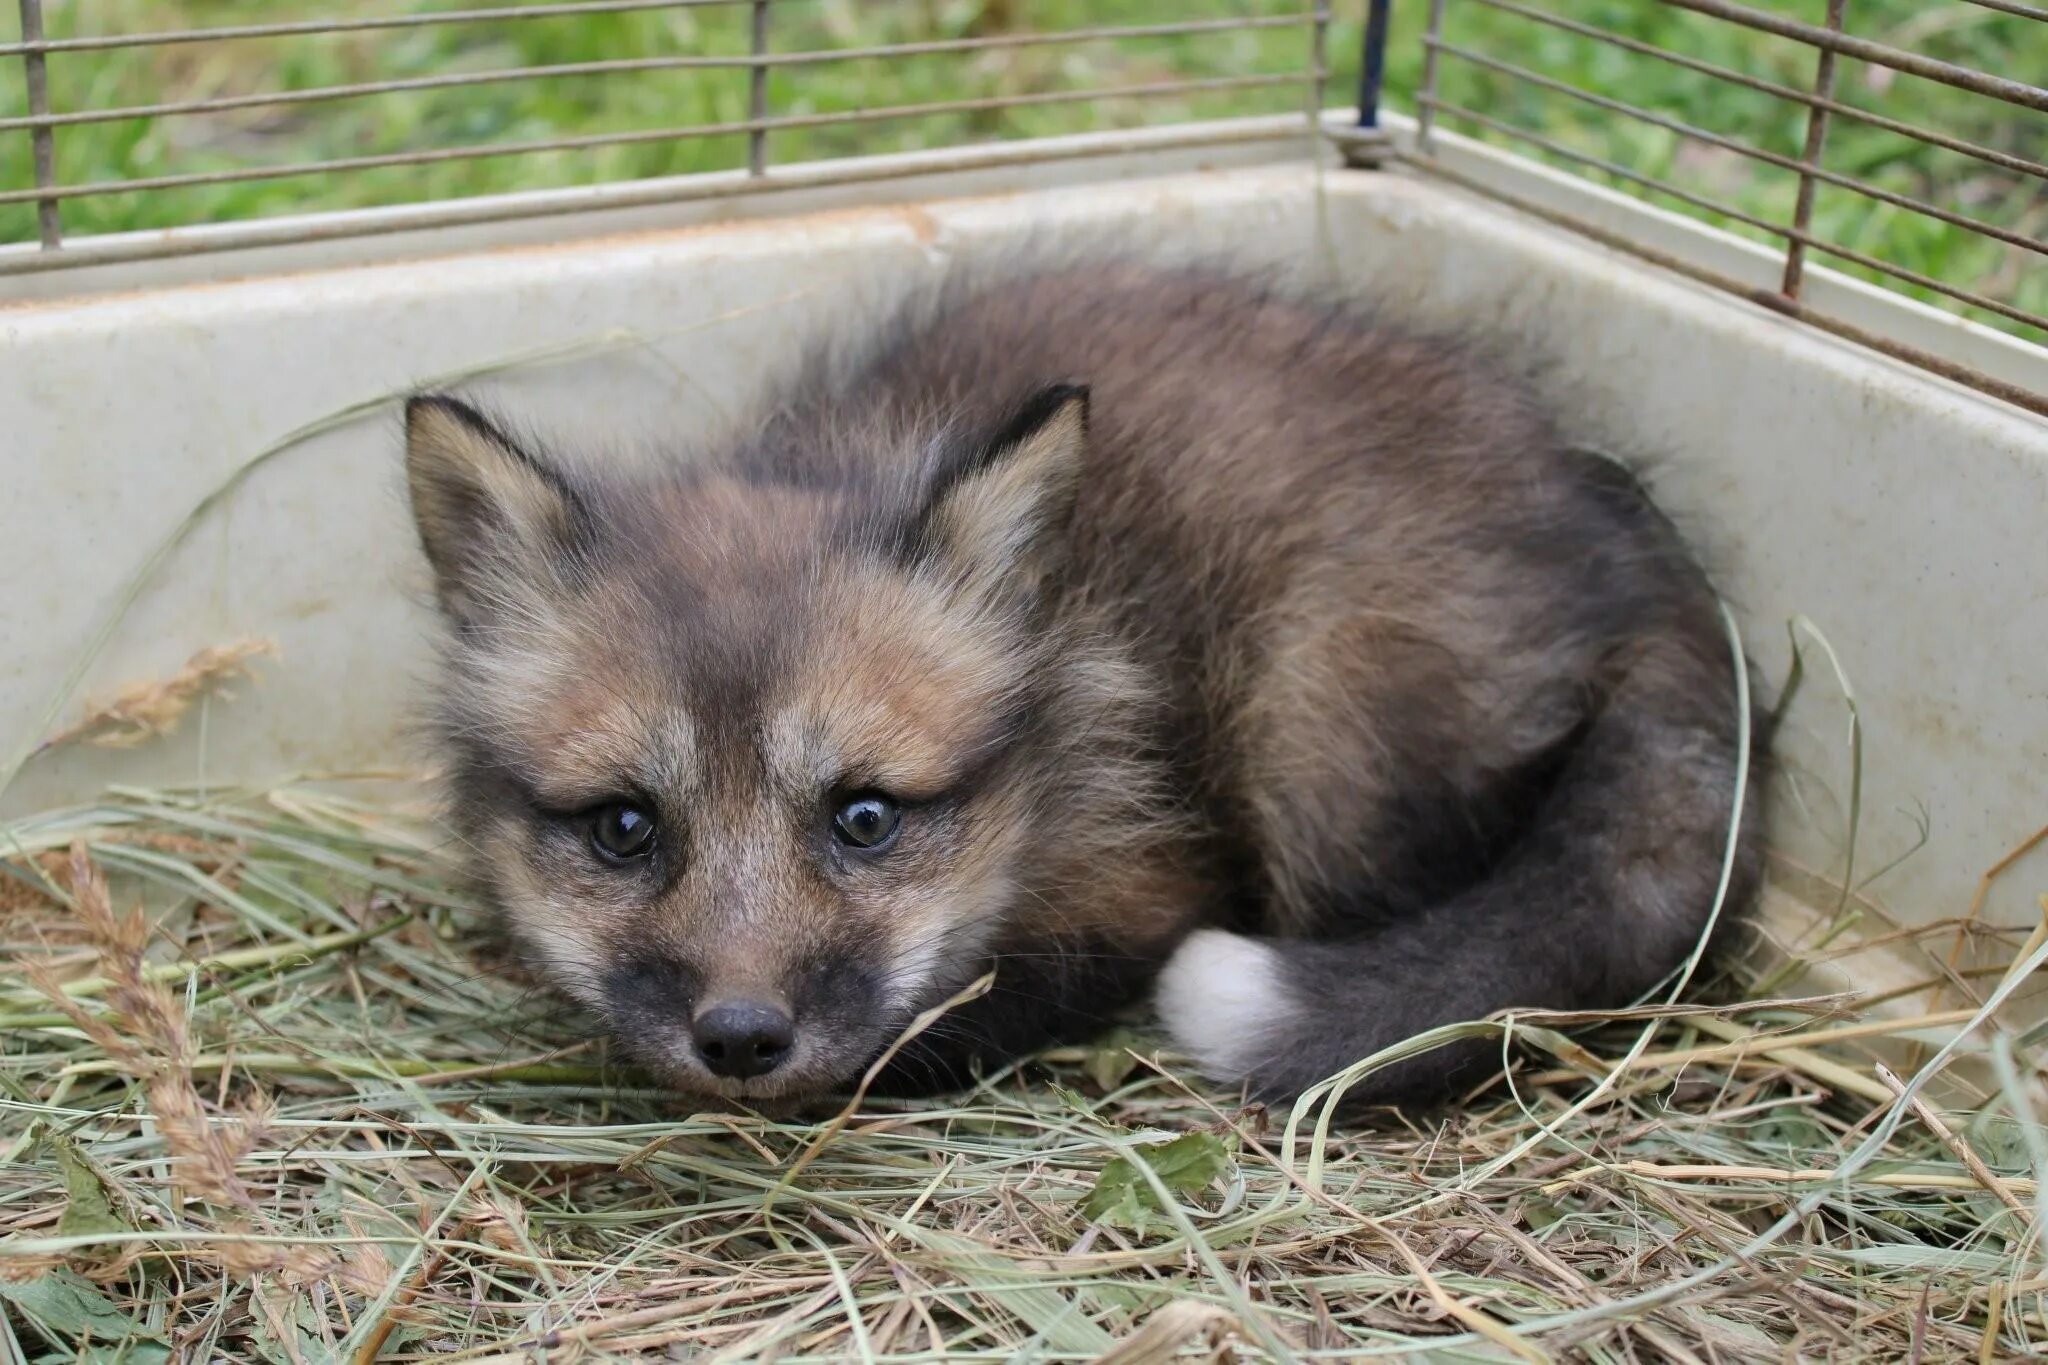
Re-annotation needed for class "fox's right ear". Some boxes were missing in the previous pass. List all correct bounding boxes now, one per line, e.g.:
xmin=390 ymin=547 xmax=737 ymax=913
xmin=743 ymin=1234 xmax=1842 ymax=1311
xmin=404 ymin=395 xmax=587 ymax=619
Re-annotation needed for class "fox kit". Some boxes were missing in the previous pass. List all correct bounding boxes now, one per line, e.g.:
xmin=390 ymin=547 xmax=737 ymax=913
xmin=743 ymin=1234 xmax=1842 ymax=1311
xmin=404 ymin=264 xmax=1758 ymax=1106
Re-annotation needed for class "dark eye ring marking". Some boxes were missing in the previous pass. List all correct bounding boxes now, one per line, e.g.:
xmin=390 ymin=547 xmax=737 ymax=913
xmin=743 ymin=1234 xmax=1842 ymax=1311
xmin=589 ymin=802 xmax=658 ymax=862
xmin=831 ymin=793 xmax=902 ymax=851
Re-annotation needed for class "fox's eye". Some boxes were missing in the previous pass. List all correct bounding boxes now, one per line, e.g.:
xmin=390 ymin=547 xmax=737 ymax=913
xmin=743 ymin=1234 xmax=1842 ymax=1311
xmin=832 ymin=794 xmax=901 ymax=850
xmin=590 ymin=803 xmax=657 ymax=861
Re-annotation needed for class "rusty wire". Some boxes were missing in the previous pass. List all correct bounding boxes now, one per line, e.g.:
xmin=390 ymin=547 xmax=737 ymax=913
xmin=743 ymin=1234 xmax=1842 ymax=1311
xmin=0 ymin=74 xmax=1306 ymax=208
xmin=0 ymin=16 xmax=1310 ymax=133
xmin=1 ymin=3 xmax=1326 ymax=249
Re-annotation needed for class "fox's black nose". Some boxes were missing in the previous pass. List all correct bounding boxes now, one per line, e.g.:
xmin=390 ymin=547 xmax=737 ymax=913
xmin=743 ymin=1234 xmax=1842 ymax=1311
xmin=692 ymin=1002 xmax=794 ymax=1079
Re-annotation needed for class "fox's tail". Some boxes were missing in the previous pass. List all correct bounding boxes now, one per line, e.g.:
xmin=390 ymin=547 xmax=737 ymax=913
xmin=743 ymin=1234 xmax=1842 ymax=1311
xmin=1156 ymin=626 xmax=1759 ymax=1105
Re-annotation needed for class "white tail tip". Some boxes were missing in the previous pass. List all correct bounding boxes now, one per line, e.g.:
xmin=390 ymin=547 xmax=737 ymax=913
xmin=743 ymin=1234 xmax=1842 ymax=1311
xmin=1154 ymin=929 xmax=1294 ymax=1082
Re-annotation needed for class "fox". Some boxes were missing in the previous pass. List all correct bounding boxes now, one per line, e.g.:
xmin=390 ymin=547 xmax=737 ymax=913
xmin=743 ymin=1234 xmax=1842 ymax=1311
xmin=401 ymin=263 xmax=1760 ymax=1107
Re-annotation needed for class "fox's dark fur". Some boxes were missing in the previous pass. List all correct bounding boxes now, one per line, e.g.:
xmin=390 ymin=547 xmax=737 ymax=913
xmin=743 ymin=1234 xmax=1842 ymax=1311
xmin=403 ymin=264 xmax=1760 ymax=1106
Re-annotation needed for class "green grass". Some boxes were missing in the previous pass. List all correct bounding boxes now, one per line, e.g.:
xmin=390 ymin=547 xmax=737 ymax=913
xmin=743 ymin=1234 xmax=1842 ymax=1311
xmin=0 ymin=0 xmax=2041 ymax=342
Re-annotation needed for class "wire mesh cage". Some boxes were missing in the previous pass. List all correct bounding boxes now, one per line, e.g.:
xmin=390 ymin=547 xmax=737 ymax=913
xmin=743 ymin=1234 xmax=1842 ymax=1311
xmin=1394 ymin=0 xmax=2046 ymax=412
xmin=2 ymin=0 xmax=2042 ymax=412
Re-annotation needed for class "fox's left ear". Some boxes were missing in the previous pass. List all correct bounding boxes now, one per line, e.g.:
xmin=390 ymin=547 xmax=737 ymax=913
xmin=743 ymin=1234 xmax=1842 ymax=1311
xmin=900 ymin=383 xmax=1089 ymax=603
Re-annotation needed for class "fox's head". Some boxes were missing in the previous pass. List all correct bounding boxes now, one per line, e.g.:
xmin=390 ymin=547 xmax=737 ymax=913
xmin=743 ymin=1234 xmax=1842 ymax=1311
xmin=403 ymin=386 xmax=1155 ymax=1100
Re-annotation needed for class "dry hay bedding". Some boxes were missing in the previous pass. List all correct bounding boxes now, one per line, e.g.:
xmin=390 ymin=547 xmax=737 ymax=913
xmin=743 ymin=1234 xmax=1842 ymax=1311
xmin=0 ymin=773 xmax=2043 ymax=1363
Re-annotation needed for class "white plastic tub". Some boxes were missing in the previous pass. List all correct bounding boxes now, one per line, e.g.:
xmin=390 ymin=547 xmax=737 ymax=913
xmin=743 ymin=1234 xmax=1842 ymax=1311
xmin=5 ymin=115 xmax=2044 ymax=1011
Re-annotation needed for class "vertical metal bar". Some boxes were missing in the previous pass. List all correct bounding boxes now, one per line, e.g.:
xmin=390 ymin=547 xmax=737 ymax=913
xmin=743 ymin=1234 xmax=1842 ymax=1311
xmin=1358 ymin=0 xmax=1392 ymax=129
xmin=1333 ymin=0 xmax=1393 ymax=165
xmin=1309 ymin=0 xmax=1330 ymax=120
xmin=1780 ymin=0 xmax=1846 ymax=300
xmin=16 ymin=0 xmax=61 ymax=248
xmin=747 ymin=0 xmax=770 ymax=175
xmin=1417 ymin=0 xmax=1449 ymax=154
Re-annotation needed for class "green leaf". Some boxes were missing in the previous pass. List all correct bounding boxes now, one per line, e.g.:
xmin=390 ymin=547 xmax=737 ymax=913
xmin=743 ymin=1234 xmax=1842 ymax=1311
xmin=1084 ymin=1030 xmax=1143 ymax=1092
xmin=79 ymin=1348 xmax=173 ymax=1365
xmin=1045 ymin=1081 xmax=1097 ymax=1117
xmin=1082 ymin=1132 xmax=1231 ymax=1234
xmin=0 ymin=1270 xmax=170 ymax=1361
xmin=46 ymin=1132 xmax=132 ymax=1242
xmin=247 ymin=1279 xmax=331 ymax=1365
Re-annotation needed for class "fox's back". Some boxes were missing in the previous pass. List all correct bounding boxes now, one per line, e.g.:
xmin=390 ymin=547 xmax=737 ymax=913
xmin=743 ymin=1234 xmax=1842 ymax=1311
xmin=764 ymin=268 xmax=1729 ymax=919
xmin=771 ymin=267 xmax=1701 ymax=645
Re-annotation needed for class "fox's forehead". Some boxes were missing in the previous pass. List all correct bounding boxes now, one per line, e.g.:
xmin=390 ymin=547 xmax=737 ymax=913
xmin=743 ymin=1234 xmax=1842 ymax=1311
xmin=641 ymin=477 xmax=824 ymax=568
xmin=495 ymin=525 xmax=1022 ymax=803
xmin=761 ymin=581 xmax=1021 ymax=798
